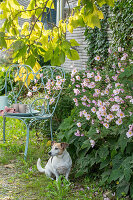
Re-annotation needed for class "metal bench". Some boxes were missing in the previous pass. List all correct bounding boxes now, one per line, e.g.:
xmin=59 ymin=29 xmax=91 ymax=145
xmin=0 ymin=64 xmax=65 ymax=160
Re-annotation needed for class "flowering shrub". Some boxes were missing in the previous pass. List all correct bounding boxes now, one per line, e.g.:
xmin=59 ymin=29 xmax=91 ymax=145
xmin=57 ymin=47 xmax=133 ymax=198
xmin=71 ymin=48 xmax=132 ymax=141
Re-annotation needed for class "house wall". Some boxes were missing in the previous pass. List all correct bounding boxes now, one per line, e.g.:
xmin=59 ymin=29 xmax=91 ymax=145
xmin=62 ymin=0 xmax=88 ymax=71
xmin=18 ymin=0 xmax=31 ymax=27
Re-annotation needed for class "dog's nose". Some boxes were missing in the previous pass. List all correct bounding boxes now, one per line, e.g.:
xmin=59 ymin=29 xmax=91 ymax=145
xmin=48 ymin=151 xmax=52 ymax=156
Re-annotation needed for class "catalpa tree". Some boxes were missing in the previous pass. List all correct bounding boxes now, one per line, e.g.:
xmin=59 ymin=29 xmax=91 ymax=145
xmin=0 ymin=0 xmax=117 ymax=69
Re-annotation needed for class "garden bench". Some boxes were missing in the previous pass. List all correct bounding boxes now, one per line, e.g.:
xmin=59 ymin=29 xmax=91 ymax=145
xmin=0 ymin=64 xmax=65 ymax=160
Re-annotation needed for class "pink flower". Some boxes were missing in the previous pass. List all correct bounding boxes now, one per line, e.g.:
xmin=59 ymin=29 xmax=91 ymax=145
xmin=32 ymin=86 xmax=37 ymax=91
xmin=79 ymin=111 xmax=83 ymax=117
xmin=49 ymin=97 xmax=55 ymax=105
xmin=97 ymin=100 xmax=103 ymax=107
xmin=73 ymin=88 xmax=80 ymax=96
xmin=111 ymin=104 xmax=120 ymax=111
xmin=91 ymin=107 xmax=96 ymax=113
xmin=34 ymin=79 xmax=38 ymax=84
xmin=76 ymin=84 xmax=80 ymax=88
xmin=104 ymin=89 xmax=109 ymax=95
xmin=107 ymin=114 xmax=114 ymax=121
xmin=73 ymin=98 xmax=78 ymax=103
xmin=77 ymin=122 xmax=82 ymax=127
xmin=116 ymin=118 xmax=123 ymax=125
xmin=126 ymin=131 xmax=133 ymax=138
xmin=88 ymin=82 xmax=95 ymax=88
xmin=103 ymin=123 xmax=109 ymax=129
xmin=94 ymin=55 xmax=100 ymax=61
xmin=27 ymin=91 xmax=32 ymax=97
xmin=86 ymin=114 xmax=91 ymax=120
xmin=118 ymin=47 xmax=122 ymax=52
xmin=81 ymin=95 xmax=87 ymax=101
xmin=75 ymin=131 xmax=80 ymax=136
xmin=109 ymin=98 xmax=114 ymax=102
xmin=108 ymin=48 xmax=112 ymax=54
xmin=71 ymin=68 xmax=77 ymax=77
xmin=71 ymin=78 xmax=75 ymax=84
xmin=121 ymin=56 xmax=126 ymax=61
xmin=45 ymin=94 xmax=49 ymax=99
xmin=116 ymin=110 xmax=125 ymax=118
xmin=112 ymin=76 xmax=118 ymax=81
xmin=82 ymin=102 xmax=87 ymax=106
xmin=95 ymin=89 xmax=100 ymax=94
xmin=129 ymin=124 xmax=133 ymax=131
xmin=76 ymin=75 xmax=80 ymax=80
xmin=113 ymin=89 xmax=120 ymax=95
xmin=56 ymin=75 xmax=61 ymax=79
xmin=40 ymin=73 xmax=43 ymax=78
xmin=95 ymin=75 xmax=102 ymax=82
xmin=118 ymin=62 xmax=121 ymax=68
xmin=87 ymin=72 xmax=94 ymax=78
xmin=120 ymin=68 xmax=124 ymax=72
xmin=81 ymin=134 xmax=84 ymax=137
xmin=83 ymin=110 xmax=87 ymax=116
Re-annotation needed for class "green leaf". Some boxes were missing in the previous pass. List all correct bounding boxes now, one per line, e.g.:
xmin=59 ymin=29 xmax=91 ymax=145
xmin=27 ymin=0 xmax=35 ymax=10
xmin=0 ymin=37 xmax=7 ymax=48
xmin=109 ymin=169 xmax=123 ymax=183
xmin=12 ymin=40 xmax=25 ymax=52
xmin=70 ymin=39 xmax=80 ymax=47
xmin=25 ymin=54 xmax=36 ymax=68
xmin=59 ymin=51 xmax=65 ymax=64
xmin=62 ymin=40 xmax=71 ymax=51
xmin=66 ymin=49 xmax=80 ymax=60
xmin=81 ymin=139 xmax=91 ymax=149
xmin=100 ymin=157 xmax=110 ymax=169
xmin=98 ymin=146 xmax=109 ymax=159
xmin=124 ymin=167 xmax=132 ymax=182
xmin=130 ymin=183 xmax=133 ymax=199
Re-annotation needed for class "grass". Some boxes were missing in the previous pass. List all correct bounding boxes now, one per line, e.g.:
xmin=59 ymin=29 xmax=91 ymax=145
xmin=0 ymin=117 xmax=128 ymax=200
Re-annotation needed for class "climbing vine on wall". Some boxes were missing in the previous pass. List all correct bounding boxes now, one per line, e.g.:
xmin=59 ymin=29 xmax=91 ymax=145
xmin=108 ymin=0 xmax=132 ymax=55
xmin=84 ymin=5 xmax=109 ymax=67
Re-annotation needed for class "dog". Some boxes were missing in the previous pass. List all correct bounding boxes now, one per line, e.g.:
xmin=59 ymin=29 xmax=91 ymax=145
xmin=37 ymin=141 xmax=72 ymax=181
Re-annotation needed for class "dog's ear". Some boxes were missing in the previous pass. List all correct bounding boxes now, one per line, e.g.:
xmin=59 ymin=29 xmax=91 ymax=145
xmin=51 ymin=141 xmax=56 ymax=146
xmin=61 ymin=142 xmax=69 ymax=149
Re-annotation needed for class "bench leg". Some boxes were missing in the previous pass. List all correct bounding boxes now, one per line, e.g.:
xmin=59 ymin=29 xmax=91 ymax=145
xmin=24 ymin=124 xmax=30 ymax=161
xmin=50 ymin=117 xmax=53 ymax=141
xmin=3 ymin=117 xmax=6 ymax=143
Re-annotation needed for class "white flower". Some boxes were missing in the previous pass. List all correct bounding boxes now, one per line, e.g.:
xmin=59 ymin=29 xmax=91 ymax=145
xmin=32 ymin=86 xmax=37 ymax=91
xmin=1 ymin=67 xmax=5 ymax=72
xmin=90 ymin=139 xmax=95 ymax=148
xmin=27 ymin=91 xmax=32 ymax=97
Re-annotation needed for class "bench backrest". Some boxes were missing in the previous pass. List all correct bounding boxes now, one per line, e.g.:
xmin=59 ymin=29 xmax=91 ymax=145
xmin=1 ymin=64 xmax=65 ymax=116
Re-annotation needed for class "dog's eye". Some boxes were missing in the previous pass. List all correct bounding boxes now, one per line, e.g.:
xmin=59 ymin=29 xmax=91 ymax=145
xmin=55 ymin=148 xmax=58 ymax=150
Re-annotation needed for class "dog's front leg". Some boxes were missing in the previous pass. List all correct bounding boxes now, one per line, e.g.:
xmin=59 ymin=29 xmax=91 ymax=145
xmin=53 ymin=169 xmax=59 ymax=181
xmin=65 ymin=168 xmax=71 ymax=181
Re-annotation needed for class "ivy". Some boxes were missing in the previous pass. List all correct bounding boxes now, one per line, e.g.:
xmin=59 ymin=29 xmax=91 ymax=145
xmin=84 ymin=5 xmax=109 ymax=67
xmin=109 ymin=0 xmax=133 ymax=54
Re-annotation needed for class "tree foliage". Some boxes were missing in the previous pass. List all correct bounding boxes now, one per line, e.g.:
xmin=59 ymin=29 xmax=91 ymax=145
xmin=0 ymin=0 xmax=117 ymax=67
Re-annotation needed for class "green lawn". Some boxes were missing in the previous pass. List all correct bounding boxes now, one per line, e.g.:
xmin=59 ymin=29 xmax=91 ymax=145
xmin=0 ymin=118 xmax=127 ymax=200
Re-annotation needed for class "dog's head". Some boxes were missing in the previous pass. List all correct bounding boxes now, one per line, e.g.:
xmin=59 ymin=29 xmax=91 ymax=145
xmin=48 ymin=141 xmax=69 ymax=156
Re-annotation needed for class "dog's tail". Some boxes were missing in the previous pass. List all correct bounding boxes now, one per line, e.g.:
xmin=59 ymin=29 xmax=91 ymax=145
xmin=37 ymin=158 xmax=45 ymax=173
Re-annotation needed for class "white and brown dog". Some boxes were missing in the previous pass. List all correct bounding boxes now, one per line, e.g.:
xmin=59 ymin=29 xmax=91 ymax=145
xmin=37 ymin=141 xmax=72 ymax=181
